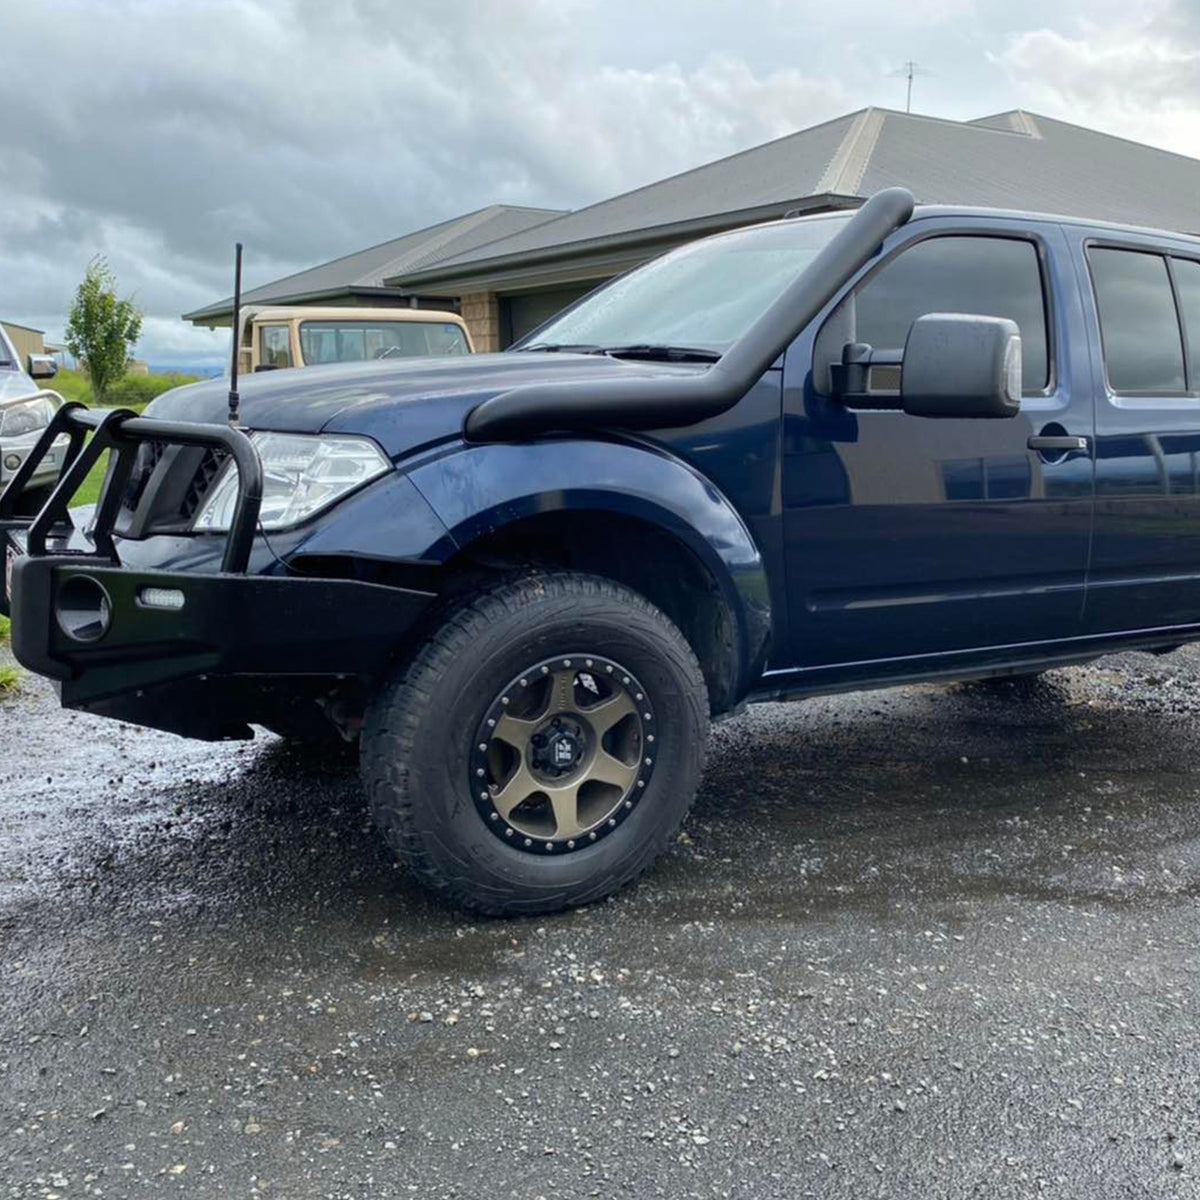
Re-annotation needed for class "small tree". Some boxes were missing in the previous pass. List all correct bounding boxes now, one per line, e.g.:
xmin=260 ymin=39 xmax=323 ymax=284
xmin=64 ymin=257 xmax=143 ymax=403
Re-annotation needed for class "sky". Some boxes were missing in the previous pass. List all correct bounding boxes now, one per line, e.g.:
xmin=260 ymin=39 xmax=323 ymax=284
xmin=2 ymin=0 xmax=1199 ymax=368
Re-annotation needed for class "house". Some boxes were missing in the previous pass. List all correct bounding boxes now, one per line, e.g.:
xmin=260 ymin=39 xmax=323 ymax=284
xmin=183 ymin=205 xmax=565 ymax=328
xmin=185 ymin=107 xmax=1200 ymax=352
xmin=0 ymin=321 xmax=46 ymax=368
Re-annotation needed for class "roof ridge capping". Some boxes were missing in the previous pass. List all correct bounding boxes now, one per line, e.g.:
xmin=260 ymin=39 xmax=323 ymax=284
xmin=816 ymin=108 xmax=888 ymax=194
xmin=968 ymin=110 xmax=1043 ymax=138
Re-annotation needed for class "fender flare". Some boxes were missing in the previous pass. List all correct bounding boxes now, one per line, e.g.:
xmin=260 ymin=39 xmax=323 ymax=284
xmin=405 ymin=438 xmax=772 ymax=701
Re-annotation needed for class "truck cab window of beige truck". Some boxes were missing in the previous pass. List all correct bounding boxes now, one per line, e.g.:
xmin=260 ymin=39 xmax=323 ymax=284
xmin=237 ymin=306 xmax=473 ymax=373
xmin=259 ymin=324 xmax=292 ymax=369
xmin=300 ymin=318 xmax=468 ymax=363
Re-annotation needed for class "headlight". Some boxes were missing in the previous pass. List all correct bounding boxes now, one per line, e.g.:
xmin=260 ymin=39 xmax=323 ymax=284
xmin=193 ymin=431 xmax=391 ymax=531
xmin=0 ymin=395 xmax=58 ymax=439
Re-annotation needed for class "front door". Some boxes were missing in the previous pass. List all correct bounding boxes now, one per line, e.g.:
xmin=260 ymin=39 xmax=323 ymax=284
xmin=780 ymin=218 xmax=1094 ymax=672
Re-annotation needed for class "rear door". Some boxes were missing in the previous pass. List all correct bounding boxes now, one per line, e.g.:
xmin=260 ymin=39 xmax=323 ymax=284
xmin=780 ymin=217 xmax=1095 ymax=670
xmin=1076 ymin=232 xmax=1200 ymax=633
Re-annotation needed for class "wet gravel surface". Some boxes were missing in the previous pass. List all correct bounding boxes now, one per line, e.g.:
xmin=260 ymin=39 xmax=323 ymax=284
xmin=5 ymin=646 xmax=1200 ymax=1198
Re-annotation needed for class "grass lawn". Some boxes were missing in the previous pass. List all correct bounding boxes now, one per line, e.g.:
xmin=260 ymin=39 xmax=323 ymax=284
xmin=70 ymin=399 xmax=149 ymax=507
xmin=0 ymin=618 xmax=16 ymax=696
xmin=71 ymin=435 xmax=141 ymax=507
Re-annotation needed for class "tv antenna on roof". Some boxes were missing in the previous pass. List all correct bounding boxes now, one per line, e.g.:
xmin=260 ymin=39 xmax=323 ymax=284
xmin=889 ymin=61 xmax=933 ymax=113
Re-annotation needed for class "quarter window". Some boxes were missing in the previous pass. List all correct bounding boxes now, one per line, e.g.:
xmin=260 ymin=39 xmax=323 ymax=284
xmin=259 ymin=324 xmax=293 ymax=369
xmin=852 ymin=235 xmax=1050 ymax=390
xmin=1171 ymin=257 xmax=1200 ymax=389
xmin=1089 ymin=248 xmax=1185 ymax=393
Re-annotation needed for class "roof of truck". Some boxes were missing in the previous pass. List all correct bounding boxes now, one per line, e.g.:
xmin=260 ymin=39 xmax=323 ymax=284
xmin=246 ymin=305 xmax=467 ymax=324
xmin=907 ymin=203 xmax=1200 ymax=247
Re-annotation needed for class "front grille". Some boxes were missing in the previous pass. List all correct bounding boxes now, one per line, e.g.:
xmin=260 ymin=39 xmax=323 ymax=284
xmin=116 ymin=442 xmax=230 ymax=532
xmin=122 ymin=439 xmax=166 ymax=511
xmin=180 ymin=448 xmax=229 ymax=520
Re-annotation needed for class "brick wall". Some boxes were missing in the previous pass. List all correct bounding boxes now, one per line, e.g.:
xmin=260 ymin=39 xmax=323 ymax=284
xmin=460 ymin=291 xmax=501 ymax=352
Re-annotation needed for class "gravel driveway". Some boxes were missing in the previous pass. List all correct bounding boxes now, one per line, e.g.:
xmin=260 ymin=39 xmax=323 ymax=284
xmin=3 ymin=644 xmax=1200 ymax=1198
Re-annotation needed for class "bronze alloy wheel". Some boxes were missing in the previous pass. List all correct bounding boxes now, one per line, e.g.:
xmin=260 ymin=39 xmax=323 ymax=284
xmin=471 ymin=654 xmax=656 ymax=854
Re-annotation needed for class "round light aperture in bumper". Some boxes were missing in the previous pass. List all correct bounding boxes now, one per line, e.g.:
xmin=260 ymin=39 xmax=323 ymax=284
xmin=55 ymin=575 xmax=112 ymax=643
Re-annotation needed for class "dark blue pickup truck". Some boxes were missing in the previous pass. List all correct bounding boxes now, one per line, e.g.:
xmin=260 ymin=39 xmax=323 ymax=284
xmin=5 ymin=187 xmax=1200 ymax=914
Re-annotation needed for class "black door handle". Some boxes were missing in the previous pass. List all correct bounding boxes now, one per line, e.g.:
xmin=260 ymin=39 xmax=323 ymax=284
xmin=1028 ymin=434 xmax=1088 ymax=452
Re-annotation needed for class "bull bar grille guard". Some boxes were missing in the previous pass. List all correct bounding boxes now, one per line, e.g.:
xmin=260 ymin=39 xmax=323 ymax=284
xmin=0 ymin=397 xmax=264 ymax=574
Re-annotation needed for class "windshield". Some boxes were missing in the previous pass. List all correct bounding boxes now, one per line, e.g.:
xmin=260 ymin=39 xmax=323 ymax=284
xmin=520 ymin=213 xmax=851 ymax=355
xmin=299 ymin=319 xmax=468 ymax=364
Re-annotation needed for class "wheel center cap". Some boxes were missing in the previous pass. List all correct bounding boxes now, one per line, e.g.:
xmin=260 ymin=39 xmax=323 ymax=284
xmin=549 ymin=731 xmax=582 ymax=767
xmin=531 ymin=719 xmax=587 ymax=779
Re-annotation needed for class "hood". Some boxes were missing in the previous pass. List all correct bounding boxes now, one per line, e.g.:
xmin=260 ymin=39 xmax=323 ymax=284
xmin=144 ymin=353 xmax=707 ymax=459
xmin=0 ymin=366 xmax=42 ymax=406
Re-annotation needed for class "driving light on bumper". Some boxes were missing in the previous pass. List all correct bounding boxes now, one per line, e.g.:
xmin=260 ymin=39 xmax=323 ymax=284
xmin=139 ymin=586 xmax=186 ymax=611
xmin=193 ymin=432 xmax=391 ymax=531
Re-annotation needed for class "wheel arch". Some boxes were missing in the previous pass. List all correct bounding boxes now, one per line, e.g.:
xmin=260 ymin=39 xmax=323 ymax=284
xmin=406 ymin=439 xmax=772 ymax=713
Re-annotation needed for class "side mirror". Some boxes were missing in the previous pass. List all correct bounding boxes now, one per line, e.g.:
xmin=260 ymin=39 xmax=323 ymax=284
xmin=901 ymin=313 xmax=1021 ymax=419
xmin=27 ymin=353 xmax=58 ymax=380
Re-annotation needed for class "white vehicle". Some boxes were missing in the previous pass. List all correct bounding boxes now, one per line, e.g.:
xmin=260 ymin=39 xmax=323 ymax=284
xmin=0 ymin=326 xmax=63 ymax=501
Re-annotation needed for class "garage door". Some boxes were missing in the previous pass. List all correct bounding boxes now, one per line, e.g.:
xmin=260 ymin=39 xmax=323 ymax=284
xmin=501 ymin=285 xmax=603 ymax=347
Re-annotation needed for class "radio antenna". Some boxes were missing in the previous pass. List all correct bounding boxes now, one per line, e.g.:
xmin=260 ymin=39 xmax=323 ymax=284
xmin=228 ymin=241 xmax=243 ymax=428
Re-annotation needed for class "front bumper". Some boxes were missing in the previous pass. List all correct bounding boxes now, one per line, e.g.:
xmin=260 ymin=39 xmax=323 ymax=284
xmin=1 ymin=403 xmax=435 ymax=738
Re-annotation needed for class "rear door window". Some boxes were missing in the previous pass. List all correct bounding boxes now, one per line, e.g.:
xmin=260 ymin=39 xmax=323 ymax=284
xmin=1170 ymin=257 xmax=1200 ymax=389
xmin=1089 ymin=248 xmax=1186 ymax=393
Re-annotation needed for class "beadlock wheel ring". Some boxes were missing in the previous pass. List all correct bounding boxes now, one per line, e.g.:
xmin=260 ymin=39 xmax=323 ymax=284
xmin=470 ymin=654 xmax=657 ymax=854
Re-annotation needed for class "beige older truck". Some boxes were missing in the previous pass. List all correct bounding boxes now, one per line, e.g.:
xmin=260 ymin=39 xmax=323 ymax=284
xmin=237 ymin=306 xmax=473 ymax=373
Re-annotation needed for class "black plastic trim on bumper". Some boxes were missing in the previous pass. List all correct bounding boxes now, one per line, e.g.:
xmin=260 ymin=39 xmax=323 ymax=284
xmin=9 ymin=554 xmax=435 ymax=706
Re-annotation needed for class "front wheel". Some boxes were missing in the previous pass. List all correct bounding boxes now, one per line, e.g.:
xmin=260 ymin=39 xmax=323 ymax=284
xmin=361 ymin=572 xmax=709 ymax=915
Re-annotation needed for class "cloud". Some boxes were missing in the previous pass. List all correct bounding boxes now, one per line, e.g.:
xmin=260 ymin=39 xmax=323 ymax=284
xmin=2 ymin=0 xmax=1199 ymax=366
xmin=0 ymin=0 xmax=855 ymax=364
xmin=994 ymin=0 xmax=1200 ymax=153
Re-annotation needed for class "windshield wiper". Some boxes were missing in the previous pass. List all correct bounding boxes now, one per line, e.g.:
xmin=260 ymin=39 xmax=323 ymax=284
xmin=599 ymin=344 xmax=721 ymax=363
xmin=520 ymin=342 xmax=606 ymax=354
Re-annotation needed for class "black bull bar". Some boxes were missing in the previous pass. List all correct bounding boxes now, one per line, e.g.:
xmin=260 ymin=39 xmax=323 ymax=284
xmin=0 ymin=399 xmax=264 ymax=578
xmin=0 ymin=402 xmax=434 ymax=727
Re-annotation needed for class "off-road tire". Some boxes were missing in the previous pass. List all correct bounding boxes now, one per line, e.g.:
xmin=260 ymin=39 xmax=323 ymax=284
xmin=361 ymin=571 xmax=709 ymax=915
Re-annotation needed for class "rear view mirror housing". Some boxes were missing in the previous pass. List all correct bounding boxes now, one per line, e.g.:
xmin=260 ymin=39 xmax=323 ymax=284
xmin=901 ymin=313 xmax=1022 ymax=419
xmin=830 ymin=313 xmax=1022 ymax=419
xmin=27 ymin=353 xmax=58 ymax=380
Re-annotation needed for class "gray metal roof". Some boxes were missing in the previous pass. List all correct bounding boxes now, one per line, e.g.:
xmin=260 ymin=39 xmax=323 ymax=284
xmin=392 ymin=110 xmax=863 ymax=287
xmin=183 ymin=204 xmax=564 ymax=324
xmin=397 ymin=107 xmax=1200 ymax=290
